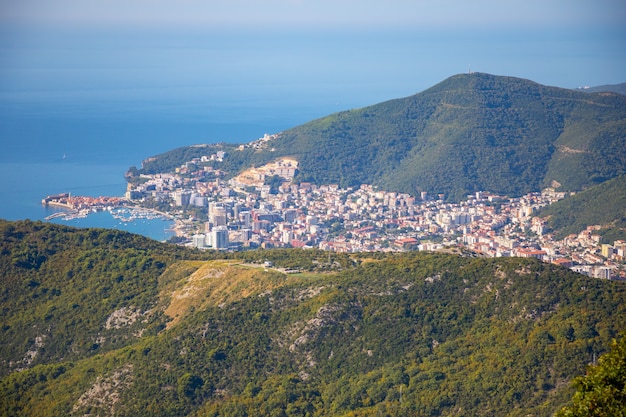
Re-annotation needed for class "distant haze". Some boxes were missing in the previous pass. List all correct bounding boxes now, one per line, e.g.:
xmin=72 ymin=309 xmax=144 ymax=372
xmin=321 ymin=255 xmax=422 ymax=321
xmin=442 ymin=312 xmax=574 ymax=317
xmin=2 ymin=0 xmax=625 ymax=30
xmin=1 ymin=0 xmax=625 ymax=95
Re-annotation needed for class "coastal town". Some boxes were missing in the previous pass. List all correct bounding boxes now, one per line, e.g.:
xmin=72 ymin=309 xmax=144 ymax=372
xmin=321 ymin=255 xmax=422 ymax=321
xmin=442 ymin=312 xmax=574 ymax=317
xmin=43 ymin=136 xmax=626 ymax=281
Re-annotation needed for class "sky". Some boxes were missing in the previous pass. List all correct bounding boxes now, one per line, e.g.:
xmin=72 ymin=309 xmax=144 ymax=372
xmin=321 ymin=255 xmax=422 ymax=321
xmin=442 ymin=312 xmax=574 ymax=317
xmin=0 ymin=1 xmax=623 ymax=88
xmin=1 ymin=0 xmax=625 ymax=30
xmin=0 ymin=0 xmax=625 ymax=140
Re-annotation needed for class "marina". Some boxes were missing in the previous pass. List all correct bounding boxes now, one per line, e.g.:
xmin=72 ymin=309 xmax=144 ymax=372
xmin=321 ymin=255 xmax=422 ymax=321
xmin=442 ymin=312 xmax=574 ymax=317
xmin=110 ymin=207 xmax=173 ymax=223
xmin=41 ymin=193 xmax=176 ymax=241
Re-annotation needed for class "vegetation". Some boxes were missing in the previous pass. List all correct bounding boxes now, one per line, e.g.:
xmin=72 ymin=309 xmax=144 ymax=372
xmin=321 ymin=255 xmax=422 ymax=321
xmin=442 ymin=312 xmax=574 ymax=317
xmin=138 ymin=73 xmax=626 ymax=202
xmin=556 ymin=334 xmax=626 ymax=416
xmin=538 ymin=174 xmax=626 ymax=240
xmin=0 ymin=220 xmax=217 ymax=375
xmin=1 ymin=220 xmax=626 ymax=416
xmin=137 ymin=143 xmax=255 ymax=177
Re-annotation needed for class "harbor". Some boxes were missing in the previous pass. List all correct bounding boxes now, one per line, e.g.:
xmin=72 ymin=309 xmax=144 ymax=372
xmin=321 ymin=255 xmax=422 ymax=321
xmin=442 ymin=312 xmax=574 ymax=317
xmin=41 ymin=193 xmax=176 ymax=241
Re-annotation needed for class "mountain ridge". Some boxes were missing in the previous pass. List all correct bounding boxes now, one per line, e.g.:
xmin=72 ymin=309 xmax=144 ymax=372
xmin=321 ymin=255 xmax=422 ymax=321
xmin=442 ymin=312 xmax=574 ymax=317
xmin=274 ymin=72 xmax=626 ymax=200
xmin=139 ymin=72 xmax=626 ymax=202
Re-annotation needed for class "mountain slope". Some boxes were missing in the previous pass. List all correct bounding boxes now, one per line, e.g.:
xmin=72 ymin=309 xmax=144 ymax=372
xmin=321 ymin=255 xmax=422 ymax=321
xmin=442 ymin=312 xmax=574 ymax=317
xmin=579 ymin=82 xmax=626 ymax=95
xmin=267 ymin=73 xmax=626 ymax=200
xmin=2 ymin=221 xmax=626 ymax=416
xmin=0 ymin=220 xmax=213 ymax=375
xmin=538 ymin=174 xmax=626 ymax=240
xmin=140 ymin=73 xmax=626 ymax=202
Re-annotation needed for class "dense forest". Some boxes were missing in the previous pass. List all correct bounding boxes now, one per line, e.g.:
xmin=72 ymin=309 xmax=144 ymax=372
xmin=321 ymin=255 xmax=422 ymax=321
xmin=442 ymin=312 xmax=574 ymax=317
xmin=138 ymin=73 xmax=626 ymax=202
xmin=1 ymin=220 xmax=625 ymax=416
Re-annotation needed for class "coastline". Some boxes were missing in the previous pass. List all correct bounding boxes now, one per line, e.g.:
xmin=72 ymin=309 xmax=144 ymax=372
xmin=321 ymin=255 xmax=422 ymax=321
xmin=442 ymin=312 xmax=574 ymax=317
xmin=47 ymin=207 xmax=176 ymax=242
xmin=40 ymin=193 xmax=177 ymax=241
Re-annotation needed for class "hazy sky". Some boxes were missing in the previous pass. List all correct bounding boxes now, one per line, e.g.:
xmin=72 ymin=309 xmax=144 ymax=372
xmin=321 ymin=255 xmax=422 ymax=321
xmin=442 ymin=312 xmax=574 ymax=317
xmin=1 ymin=0 xmax=625 ymax=130
xmin=2 ymin=0 xmax=625 ymax=30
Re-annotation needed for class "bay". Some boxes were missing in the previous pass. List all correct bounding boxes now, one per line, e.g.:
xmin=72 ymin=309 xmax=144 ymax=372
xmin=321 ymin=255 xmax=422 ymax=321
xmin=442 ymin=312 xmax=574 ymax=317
xmin=0 ymin=110 xmax=317 ymax=241
xmin=0 ymin=159 xmax=175 ymax=241
xmin=0 ymin=85 xmax=342 ymax=241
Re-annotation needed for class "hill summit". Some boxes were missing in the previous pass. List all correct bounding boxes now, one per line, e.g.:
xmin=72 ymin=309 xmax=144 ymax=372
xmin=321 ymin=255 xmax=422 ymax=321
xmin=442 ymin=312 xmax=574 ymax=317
xmin=268 ymin=73 xmax=626 ymax=200
xmin=138 ymin=73 xmax=626 ymax=202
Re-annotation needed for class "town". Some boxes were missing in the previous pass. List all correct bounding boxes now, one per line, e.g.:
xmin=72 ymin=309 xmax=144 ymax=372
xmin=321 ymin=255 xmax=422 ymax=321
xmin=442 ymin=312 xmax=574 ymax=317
xmin=45 ymin=136 xmax=626 ymax=281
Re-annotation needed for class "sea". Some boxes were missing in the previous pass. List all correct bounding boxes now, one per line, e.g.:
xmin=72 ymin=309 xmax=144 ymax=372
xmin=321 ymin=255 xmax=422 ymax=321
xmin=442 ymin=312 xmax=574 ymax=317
xmin=0 ymin=96 xmax=341 ymax=241
xmin=0 ymin=28 xmax=431 ymax=240
xmin=1 ymin=27 xmax=623 ymax=240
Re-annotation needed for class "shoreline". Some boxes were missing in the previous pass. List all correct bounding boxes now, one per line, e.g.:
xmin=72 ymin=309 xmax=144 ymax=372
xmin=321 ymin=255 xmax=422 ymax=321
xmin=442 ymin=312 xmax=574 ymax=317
xmin=40 ymin=194 xmax=178 ymax=241
xmin=45 ymin=207 xmax=177 ymax=241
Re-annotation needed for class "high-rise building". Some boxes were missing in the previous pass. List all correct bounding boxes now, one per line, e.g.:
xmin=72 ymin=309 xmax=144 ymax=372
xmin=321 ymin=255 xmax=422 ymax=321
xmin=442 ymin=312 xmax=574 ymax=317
xmin=601 ymin=244 xmax=615 ymax=258
xmin=239 ymin=211 xmax=251 ymax=228
xmin=172 ymin=191 xmax=191 ymax=206
xmin=594 ymin=266 xmax=612 ymax=280
xmin=192 ymin=234 xmax=206 ymax=248
xmin=190 ymin=194 xmax=207 ymax=207
xmin=240 ymin=228 xmax=252 ymax=241
xmin=210 ymin=205 xmax=228 ymax=226
xmin=284 ymin=208 xmax=297 ymax=223
xmin=282 ymin=230 xmax=293 ymax=244
xmin=210 ymin=226 xmax=229 ymax=250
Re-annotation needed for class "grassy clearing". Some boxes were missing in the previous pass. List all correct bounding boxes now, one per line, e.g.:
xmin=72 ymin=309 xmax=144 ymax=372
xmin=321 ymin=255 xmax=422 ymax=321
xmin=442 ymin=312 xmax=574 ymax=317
xmin=162 ymin=260 xmax=298 ymax=329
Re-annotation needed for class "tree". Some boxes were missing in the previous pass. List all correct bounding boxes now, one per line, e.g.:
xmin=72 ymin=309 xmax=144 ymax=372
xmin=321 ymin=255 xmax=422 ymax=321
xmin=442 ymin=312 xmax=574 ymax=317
xmin=177 ymin=373 xmax=204 ymax=400
xmin=556 ymin=335 xmax=626 ymax=417
xmin=264 ymin=175 xmax=284 ymax=194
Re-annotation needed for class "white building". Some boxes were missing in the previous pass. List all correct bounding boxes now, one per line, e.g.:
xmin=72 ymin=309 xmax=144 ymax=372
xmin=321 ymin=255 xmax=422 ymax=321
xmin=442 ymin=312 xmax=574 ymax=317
xmin=192 ymin=234 xmax=206 ymax=248
xmin=210 ymin=226 xmax=229 ymax=250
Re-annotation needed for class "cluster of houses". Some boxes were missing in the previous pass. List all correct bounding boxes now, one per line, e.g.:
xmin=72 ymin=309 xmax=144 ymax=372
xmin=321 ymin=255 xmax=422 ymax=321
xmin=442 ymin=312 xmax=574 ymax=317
xmin=124 ymin=144 xmax=625 ymax=281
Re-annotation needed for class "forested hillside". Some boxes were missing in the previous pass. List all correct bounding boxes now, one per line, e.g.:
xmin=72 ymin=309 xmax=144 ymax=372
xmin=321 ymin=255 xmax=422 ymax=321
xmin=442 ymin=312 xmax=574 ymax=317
xmin=1 ymin=220 xmax=625 ymax=416
xmin=139 ymin=73 xmax=626 ymax=201
xmin=0 ymin=220 xmax=215 ymax=374
xmin=556 ymin=334 xmax=626 ymax=417
xmin=538 ymin=174 xmax=626 ymax=241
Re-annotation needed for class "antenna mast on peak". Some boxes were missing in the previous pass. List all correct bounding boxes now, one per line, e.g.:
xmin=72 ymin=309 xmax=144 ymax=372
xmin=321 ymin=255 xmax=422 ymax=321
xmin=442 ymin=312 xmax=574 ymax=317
xmin=468 ymin=64 xmax=472 ymax=74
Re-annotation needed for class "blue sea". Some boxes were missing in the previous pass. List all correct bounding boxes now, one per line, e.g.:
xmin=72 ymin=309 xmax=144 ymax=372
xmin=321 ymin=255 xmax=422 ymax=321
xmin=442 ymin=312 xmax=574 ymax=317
xmin=1 ymin=27 xmax=623 ymax=240
xmin=0 ymin=97 xmax=334 ymax=241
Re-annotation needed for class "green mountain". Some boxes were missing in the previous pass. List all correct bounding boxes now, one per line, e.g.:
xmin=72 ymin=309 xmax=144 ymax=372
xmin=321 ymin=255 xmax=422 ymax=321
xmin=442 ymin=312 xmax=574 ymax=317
xmin=2 ymin=220 xmax=626 ymax=416
xmin=139 ymin=73 xmax=626 ymax=202
xmin=538 ymin=174 xmax=626 ymax=241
